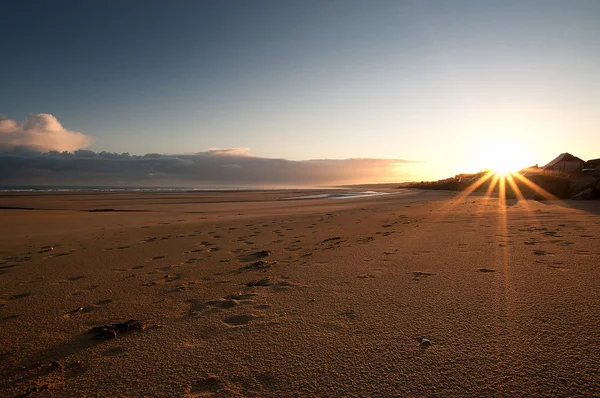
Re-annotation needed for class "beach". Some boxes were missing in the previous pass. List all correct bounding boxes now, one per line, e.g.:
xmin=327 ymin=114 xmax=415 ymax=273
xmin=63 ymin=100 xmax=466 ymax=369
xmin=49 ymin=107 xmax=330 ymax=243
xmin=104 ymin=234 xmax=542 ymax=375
xmin=1 ymin=189 xmax=599 ymax=397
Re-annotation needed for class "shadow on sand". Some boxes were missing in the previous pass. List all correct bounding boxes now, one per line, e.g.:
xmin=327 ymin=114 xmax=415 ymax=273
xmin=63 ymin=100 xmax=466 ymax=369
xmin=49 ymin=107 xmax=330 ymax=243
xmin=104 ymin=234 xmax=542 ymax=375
xmin=537 ymin=199 xmax=600 ymax=216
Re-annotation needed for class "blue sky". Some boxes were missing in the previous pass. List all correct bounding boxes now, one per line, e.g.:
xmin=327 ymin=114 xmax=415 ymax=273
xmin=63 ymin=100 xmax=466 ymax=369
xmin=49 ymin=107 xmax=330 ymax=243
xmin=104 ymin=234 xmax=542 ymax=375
xmin=2 ymin=0 xmax=600 ymax=181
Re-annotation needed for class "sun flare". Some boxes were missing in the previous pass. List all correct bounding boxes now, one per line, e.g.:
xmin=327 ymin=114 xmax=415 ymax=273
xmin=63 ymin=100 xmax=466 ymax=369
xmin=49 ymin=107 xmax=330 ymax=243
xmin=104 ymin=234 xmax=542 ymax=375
xmin=473 ymin=140 xmax=531 ymax=175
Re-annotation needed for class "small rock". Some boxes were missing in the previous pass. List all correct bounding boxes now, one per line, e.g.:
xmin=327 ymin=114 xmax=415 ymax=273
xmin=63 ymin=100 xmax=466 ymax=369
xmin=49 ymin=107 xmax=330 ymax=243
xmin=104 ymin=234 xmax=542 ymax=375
xmin=240 ymin=260 xmax=271 ymax=271
xmin=88 ymin=319 xmax=148 ymax=339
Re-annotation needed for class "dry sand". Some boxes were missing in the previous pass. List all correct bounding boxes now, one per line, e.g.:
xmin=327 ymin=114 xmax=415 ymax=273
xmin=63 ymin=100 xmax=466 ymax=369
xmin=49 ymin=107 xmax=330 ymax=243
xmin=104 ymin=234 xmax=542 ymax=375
xmin=1 ymin=189 xmax=599 ymax=397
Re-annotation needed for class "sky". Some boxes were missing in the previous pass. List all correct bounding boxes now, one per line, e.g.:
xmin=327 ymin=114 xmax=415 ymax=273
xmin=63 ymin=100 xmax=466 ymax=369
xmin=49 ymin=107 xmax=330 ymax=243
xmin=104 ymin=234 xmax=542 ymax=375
xmin=1 ymin=0 xmax=600 ymax=185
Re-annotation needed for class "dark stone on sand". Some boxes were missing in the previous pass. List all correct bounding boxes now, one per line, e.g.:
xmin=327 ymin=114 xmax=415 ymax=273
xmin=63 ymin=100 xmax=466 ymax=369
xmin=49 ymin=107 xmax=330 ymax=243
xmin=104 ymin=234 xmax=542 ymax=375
xmin=240 ymin=260 xmax=271 ymax=271
xmin=88 ymin=319 xmax=148 ymax=339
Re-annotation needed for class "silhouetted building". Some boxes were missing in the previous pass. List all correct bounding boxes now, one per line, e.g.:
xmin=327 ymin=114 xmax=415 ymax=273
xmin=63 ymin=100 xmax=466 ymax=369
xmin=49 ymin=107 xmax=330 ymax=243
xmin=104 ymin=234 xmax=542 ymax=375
xmin=585 ymin=158 xmax=600 ymax=170
xmin=543 ymin=153 xmax=584 ymax=174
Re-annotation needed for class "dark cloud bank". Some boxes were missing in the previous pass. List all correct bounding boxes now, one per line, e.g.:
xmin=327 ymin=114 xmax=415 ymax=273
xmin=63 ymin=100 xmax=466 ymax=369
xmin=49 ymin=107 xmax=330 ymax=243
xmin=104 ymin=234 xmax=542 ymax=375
xmin=0 ymin=114 xmax=413 ymax=187
xmin=0 ymin=148 xmax=413 ymax=187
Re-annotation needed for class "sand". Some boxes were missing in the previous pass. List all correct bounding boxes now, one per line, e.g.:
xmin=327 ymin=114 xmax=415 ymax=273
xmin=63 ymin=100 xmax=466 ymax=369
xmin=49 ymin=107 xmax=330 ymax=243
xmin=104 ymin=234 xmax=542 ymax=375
xmin=1 ymin=189 xmax=599 ymax=397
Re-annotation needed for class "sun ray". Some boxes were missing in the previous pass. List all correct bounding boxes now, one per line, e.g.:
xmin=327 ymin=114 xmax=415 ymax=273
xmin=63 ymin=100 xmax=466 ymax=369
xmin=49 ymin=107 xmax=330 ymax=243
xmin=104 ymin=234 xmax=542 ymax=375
xmin=505 ymin=173 xmax=525 ymax=201
xmin=455 ymin=170 xmax=495 ymax=201
xmin=428 ymin=170 xmax=496 ymax=219
xmin=511 ymin=172 xmax=558 ymax=201
xmin=498 ymin=172 xmax=507 ymax=207
xmin=485 ymin=173 xmax=500 ymax=197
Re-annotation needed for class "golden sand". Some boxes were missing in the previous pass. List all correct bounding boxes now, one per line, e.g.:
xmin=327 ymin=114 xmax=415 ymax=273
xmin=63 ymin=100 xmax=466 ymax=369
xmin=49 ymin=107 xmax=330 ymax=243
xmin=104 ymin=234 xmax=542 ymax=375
xmin=1 ymin=189 xmax=599 ymax=396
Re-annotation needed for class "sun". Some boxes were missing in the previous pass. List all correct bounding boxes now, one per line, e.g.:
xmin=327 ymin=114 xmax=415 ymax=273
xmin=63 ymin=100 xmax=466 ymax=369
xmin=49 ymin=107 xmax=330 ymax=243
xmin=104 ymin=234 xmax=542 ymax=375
xmin=474 ymin=139 xmax=531 ymax=175
xmin=492 ymin=161 xmax=515 ymax=176
xmin=453 ymin=137 xmax=556 ymax=202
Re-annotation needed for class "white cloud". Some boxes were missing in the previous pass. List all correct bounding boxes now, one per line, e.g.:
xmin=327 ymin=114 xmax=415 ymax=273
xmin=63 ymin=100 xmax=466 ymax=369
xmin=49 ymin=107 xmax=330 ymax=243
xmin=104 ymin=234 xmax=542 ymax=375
xmin=0 ymin=113 xmax=93 ymax=152
xmin=206 ymin=147 xmax=250 ymax=156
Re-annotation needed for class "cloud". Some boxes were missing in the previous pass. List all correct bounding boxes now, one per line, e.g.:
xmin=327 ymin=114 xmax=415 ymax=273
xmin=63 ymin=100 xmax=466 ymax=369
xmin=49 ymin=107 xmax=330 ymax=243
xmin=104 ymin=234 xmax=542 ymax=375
xmin=0 ymin=114 xmax=93 ymax=152
xmin=0 ymin=148 xmax=417 ymax=187
xmin=206 ymin=148 xmax=250 ymax=156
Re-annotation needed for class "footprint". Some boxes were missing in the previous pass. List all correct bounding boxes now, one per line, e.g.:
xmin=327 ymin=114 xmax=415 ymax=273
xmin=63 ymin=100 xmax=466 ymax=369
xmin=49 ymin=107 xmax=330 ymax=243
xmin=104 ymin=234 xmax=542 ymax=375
xmin=51 ymin=252 xmax=70 ymax=257
xmin=548 ymin=265 xmax=568 ymax=271
xmin=226 ymin=292 xmax=256 ymax=301
xmin=356 ymin=274 xmax=376 ymax=279
xmin=322 ymin=237 xmax=341 ymax=243
xmin=206 ymin=299 xmax=238 ymax=310
xmin=67 ymin=275 xmax=85 ymax=281
xmin=103 ymin=347 xmax=128 ymax=357
xmin=557 ymin=241 xmax=575 ymax=246
xmin=64 ymin=303 xmax=99 ymax=318
xmin=0 ymin=314 xmax=22 ymax=323
xmin=191 ymin=375 xmax=226 ymax=394
xmin=342 ymin=310 xmax=359 ymax=320
xmin=162 ymin=274 xmax=181 ymax=283
xmin=9 ymin=292 xmax=30 ymax=300
xmin=412 ymin=272 xmax=433 ymax=280
xmin=223 ymin=314 xmax=255 ymax=326
xmin=245 ymin=278 xmax=271 ymax=287
xmin=357 ymin=236 xmax=375 ymax=244
xmin=477 ymin=268 xmax=496 ymax=273
xmin=543 ymin=231 xmax=562 ymax=237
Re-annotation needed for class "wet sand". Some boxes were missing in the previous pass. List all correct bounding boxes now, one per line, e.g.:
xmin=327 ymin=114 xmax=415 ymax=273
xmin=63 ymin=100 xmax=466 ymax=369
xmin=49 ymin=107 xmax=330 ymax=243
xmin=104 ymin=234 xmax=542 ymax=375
xmin=1 ymin=189 xmax=599 ymax=397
